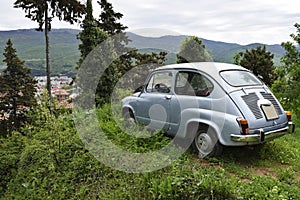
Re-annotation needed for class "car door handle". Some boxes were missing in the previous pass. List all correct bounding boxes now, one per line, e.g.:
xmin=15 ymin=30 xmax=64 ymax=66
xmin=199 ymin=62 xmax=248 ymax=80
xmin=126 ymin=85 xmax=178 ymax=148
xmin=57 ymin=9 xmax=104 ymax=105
xmin=164 ymin=95 xmax=172 ymax=100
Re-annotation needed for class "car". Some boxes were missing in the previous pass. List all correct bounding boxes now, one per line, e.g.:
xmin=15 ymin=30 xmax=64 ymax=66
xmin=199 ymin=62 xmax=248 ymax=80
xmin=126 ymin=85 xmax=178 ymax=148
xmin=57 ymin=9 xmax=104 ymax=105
xmin=121 ymin=62 xmax=295 ymax=158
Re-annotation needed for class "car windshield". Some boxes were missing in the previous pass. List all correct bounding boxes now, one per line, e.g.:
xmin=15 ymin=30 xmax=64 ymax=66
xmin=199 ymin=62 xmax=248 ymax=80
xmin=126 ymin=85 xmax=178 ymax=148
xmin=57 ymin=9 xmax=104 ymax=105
xmin=220 ymin=70 xmax=262 ymax=87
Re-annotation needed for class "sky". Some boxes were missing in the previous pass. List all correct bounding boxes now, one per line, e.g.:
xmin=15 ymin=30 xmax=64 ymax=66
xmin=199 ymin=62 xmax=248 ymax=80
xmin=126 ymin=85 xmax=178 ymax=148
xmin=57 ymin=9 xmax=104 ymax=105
xmin=1 ymin=0 xmax=300 ymax=45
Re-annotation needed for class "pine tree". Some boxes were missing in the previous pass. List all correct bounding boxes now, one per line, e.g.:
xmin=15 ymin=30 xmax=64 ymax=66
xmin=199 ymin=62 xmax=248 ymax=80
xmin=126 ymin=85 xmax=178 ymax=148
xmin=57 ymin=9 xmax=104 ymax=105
xmin=77 ymin=0 xmax=108 ymax=67
xmin=77 ymin=0 xmax=167 ymax=106
xmin=0 ymin=39 xmax=37 ymax=135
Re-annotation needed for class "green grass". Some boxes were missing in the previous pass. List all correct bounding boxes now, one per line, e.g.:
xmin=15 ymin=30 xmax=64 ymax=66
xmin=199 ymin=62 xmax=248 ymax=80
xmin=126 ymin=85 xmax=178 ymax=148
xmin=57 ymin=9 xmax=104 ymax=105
xmin=1 ymin=103 xmax=299 ymax=199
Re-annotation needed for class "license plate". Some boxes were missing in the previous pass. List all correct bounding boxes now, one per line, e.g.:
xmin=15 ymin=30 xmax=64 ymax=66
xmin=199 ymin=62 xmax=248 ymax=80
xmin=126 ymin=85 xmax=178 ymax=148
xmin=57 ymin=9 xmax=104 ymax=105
xmin=261 ymin=104 xmax=279 ymax=120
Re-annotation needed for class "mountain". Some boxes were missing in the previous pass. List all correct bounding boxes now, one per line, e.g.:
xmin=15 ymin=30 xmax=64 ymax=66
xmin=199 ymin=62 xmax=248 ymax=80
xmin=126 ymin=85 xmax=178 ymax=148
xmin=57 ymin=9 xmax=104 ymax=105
xmin=126 ymin=32 xmax=285 ymax=65
xmin=0 ymin=29 xmax=81 ymax=76
xmin=0 ymin=29 xmax=285 ymax=76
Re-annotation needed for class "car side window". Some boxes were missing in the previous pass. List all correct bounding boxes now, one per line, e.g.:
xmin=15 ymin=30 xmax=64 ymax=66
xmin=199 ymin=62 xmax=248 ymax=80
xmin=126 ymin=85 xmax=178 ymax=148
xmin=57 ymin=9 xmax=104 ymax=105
xmin=146 ymin=72 xmax=172 ymax=93
xmin=175 ymin=71 xmax=213 ymax=97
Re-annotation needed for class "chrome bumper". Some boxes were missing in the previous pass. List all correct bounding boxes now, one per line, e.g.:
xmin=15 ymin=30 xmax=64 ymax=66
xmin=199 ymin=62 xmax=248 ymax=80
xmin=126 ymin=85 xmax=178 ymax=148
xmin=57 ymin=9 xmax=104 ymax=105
xmin=231 ymin=122 xmax=295 ymax=143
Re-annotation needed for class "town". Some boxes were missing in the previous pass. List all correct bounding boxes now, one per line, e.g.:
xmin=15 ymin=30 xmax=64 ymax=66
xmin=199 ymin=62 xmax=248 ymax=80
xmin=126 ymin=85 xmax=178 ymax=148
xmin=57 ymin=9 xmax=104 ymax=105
xmin=35 ymin=75 xmax=78 ymax=109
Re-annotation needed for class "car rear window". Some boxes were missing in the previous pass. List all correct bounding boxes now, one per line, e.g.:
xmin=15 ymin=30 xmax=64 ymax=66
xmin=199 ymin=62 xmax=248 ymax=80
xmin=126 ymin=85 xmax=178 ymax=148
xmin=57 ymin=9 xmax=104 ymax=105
xmin=220 ymin=70 xmax=262 ymax=87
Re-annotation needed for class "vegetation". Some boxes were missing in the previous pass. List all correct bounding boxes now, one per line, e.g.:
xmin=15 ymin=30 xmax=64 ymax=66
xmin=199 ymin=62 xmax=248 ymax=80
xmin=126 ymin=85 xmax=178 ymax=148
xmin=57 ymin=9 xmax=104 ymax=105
xmin=272 ymin=23 xmax=300 ymax=121
xmin=177 ymin=36 xmax=211 ymax=63
xmin=77 ymin=0 xmax=108 ymax=68
xmin=0 ymin=39 xmax=37 ymax=136
xmin=234 ymin=45 xmax=275 ymax=86
xmin=77 ymin=0 xmax=167 ymax=106
xmin=0 ymin=102 xmax=299 ymax=199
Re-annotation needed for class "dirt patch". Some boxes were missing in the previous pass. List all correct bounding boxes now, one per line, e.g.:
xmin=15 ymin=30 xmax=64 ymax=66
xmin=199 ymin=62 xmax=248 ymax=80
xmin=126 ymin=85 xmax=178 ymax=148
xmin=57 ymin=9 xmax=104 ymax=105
xmin=252 ymin=167 xmax=277 ymax=179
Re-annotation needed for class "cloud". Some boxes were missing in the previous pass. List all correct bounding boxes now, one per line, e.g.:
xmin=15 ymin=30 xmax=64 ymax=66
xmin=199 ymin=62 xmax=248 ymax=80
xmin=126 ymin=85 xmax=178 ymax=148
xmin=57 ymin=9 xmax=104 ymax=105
xmin=108 ymin=0 xmax=300 ymax=44
xmin=1 ymin=0 xmax=299 ymax=44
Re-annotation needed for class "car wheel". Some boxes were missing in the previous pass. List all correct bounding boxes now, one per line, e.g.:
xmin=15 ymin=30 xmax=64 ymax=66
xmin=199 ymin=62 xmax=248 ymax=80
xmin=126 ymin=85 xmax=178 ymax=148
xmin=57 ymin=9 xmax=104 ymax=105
xmin=193 ymin=128 xmax=222 ymax=159
xmin=123 ymin=111 xmax=136 ymax=127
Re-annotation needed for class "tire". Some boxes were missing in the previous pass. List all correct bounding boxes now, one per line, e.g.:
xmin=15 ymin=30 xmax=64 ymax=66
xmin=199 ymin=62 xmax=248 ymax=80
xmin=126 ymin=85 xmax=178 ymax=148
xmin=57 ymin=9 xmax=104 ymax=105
xmin=193 ymin=128 xmax=223 ymax=159
xmin=123 ymin=110 xmax=136 ymax=127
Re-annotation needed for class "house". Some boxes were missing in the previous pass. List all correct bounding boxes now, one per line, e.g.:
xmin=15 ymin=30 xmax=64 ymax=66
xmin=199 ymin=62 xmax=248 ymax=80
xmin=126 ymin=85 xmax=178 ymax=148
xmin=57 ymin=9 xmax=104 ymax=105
xmin=52 ymin=90 xmax=70 ymax=102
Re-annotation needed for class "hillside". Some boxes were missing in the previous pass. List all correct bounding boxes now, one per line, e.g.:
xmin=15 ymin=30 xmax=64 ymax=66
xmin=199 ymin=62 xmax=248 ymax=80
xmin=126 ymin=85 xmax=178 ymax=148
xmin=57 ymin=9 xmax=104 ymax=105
xmin=0 ymin=29 xmax=285 ymax=76
xmin=126 ymin=32 xmax=285 ymax=65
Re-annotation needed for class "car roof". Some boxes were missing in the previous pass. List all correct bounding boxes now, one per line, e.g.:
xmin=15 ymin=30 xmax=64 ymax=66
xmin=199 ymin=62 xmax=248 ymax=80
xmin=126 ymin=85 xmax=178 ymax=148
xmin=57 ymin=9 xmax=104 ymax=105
xmin=155 ymin=62 xmax=249 ymax=76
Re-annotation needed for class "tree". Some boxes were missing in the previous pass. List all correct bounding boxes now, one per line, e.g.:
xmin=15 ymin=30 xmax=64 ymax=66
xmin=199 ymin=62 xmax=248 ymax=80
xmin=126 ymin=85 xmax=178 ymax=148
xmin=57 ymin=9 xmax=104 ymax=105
xmin=177 ymin=36 xmax=211 ymax=63
xmin=233 ymin=52 xmax=243 ymax=65
xmin=77 ymin=0 xmax=167 ymax=106
xmin=14 ymin=0 xmax=85 ymax=112
xmin=77 ymin=0 xmax=108 ymax=67
xmin=0 ymin=39 xmax=37 ymax=136
xmin=78 ymin=0 xmax=128 ymax=105
xmin=236 ymin=46 xmax=275 ymax=86
xmin=272 ymin=23 xmax=300 ymax=118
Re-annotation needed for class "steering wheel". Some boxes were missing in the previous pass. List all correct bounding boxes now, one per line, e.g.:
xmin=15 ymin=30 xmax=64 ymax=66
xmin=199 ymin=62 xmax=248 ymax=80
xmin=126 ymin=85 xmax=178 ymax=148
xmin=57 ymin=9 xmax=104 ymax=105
xmin=154 ymin=83 xmax=170 ymax=93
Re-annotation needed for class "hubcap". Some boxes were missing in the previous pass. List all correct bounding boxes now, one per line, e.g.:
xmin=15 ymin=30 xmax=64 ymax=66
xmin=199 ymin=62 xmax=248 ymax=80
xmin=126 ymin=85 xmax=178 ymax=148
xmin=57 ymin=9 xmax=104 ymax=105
xmin=196 ymin=133 xmax=213 ymax=156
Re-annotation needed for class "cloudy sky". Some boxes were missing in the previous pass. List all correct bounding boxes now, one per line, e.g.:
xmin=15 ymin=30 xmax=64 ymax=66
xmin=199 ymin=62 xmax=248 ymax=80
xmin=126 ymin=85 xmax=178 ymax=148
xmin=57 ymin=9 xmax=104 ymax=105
xmin=1 ymin=0 xmax=300 ymax=44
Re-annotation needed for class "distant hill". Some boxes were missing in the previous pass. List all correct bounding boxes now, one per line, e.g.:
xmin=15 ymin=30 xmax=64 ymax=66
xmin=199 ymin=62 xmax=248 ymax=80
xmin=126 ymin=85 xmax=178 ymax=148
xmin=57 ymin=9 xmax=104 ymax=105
xmin=0 ymin=29 xmax=81 ymax=76
xmin=0 ymin=29 xmax=285 ymax=76
xmin=126 ymin=32 xmax=285 ymax=65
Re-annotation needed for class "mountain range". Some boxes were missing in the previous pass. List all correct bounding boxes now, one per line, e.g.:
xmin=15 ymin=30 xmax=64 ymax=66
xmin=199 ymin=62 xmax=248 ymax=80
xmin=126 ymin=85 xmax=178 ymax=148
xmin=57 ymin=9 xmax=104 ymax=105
xmin=0 ymin=29 xmax=286 ymax=76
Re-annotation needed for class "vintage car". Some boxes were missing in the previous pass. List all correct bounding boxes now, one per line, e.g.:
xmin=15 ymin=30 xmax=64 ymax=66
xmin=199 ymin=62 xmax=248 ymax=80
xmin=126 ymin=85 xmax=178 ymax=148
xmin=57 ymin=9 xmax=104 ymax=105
xmin=122 ymin=62 xmax=295 ymax=158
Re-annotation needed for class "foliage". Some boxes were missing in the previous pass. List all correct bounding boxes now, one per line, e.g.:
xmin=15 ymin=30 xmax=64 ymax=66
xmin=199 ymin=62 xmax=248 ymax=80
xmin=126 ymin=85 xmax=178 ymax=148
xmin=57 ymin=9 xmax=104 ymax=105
xmin=77 ymin=0 xmax=108 ymax=68
xmin=76 ymin=0 xmax=167 ymax=106
xmin=234 ymin=45 xmax=275 ymax=86
xmin=177 ymin=36 xmax=211 ymax=63
xmin=0 ymin=39 xmax=37 ymax=136
xmin=272 ymin=23 xmax=300 ymax=119
xmin=14 ymin=0 xmax=85 ymax=32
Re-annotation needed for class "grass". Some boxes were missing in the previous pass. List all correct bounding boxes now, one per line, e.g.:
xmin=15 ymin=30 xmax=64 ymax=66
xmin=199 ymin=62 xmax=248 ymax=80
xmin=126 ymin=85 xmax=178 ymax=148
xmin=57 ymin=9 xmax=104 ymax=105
xmin=1 ymin=102 xmax=299 ymax=199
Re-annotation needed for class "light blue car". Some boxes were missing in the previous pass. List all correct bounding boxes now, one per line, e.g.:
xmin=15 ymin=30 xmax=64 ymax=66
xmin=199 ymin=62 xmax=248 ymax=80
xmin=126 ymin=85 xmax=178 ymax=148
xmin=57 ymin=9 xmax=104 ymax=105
xmin=122 ymin=62 xmax=295 ymax=158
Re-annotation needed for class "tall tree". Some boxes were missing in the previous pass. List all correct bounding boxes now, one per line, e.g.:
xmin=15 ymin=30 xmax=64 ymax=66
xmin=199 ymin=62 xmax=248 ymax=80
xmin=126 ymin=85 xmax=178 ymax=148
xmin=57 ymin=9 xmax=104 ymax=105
xmin=237 ymin=46 xmax=275 ymax=86
xmin=77 ymin=0 xmax=167 ymax=106
xmin=272 ymin=23 xmax=300 ymax=118
xmin=97 ymin=0 xmax=130 ymax=52
xmin=77 ymin=0 xmax=108 ymax=67
xmin=0 ymin=39 xmax=37 ymax=136
xmin=177 ymin=36 xmax=211 ymax=63
xmin=14 ymin=0 xmax=85 ymax=112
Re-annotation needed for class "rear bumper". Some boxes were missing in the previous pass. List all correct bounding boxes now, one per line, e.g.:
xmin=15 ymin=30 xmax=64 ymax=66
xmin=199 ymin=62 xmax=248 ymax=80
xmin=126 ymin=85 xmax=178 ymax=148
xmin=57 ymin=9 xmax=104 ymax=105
xmin=231 ymin=122 xmax=295 ymax=143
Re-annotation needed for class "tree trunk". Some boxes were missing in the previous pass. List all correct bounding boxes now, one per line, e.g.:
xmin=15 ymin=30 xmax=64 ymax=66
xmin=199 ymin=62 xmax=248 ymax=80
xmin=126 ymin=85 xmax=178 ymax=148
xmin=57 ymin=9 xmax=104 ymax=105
xmin=45 ymin=4 xmax=52 ymax=114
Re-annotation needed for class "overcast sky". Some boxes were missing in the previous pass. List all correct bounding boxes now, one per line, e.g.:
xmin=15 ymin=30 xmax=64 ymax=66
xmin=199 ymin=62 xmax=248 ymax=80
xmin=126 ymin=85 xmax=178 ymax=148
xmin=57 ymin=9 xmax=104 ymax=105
xmin=1 ymin=0 xmax=300 ymax=45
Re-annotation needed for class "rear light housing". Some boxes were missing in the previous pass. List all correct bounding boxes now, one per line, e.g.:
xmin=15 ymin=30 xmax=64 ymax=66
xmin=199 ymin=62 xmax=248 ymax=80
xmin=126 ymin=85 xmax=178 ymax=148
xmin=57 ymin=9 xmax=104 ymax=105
xmin=286 ymin=111 xmax=292 ymax=122
xmin=238 ymin=119 xmax=249 ymax=135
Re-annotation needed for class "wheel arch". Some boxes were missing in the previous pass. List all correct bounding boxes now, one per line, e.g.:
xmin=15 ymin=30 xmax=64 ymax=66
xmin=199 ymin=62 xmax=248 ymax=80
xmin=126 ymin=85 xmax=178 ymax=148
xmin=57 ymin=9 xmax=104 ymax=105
xmin=185 ymin=120 xmax=223 ymax=144
xmin=122 ymin=106 xmax=135 ymax=118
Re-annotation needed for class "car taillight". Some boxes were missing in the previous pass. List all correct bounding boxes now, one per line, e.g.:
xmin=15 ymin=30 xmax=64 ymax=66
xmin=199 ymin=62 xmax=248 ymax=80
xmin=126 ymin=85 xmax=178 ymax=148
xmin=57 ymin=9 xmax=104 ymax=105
xmin=286 ymin=111 xmax=292 ymax=122
xmin=239 ymin=119 xmax=249 ymax=135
